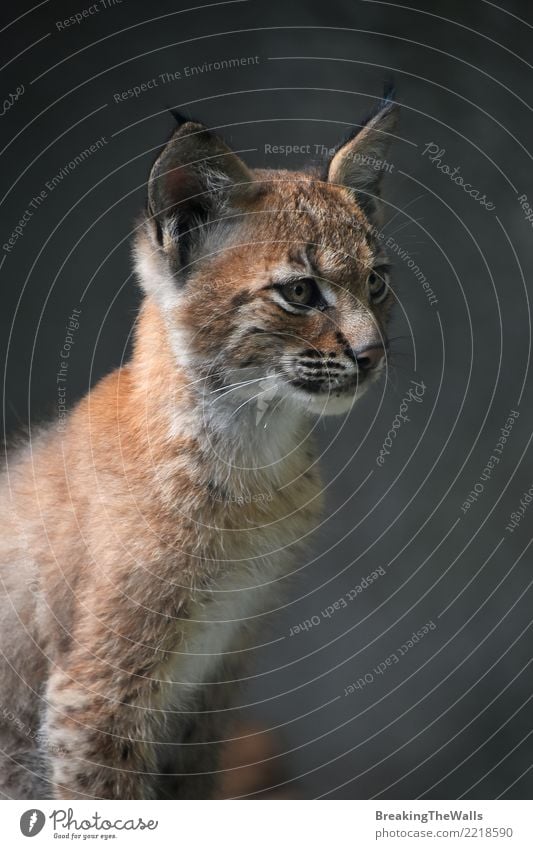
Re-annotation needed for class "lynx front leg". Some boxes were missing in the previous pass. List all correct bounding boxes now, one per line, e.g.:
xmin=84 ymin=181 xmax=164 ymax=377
xmin=45 ymin=668 xmax=160 ymax=799
xmin=156 ymin=710 xmax=223 ymax=800
xmin=156 ymin=658 xmax=245 ymax=800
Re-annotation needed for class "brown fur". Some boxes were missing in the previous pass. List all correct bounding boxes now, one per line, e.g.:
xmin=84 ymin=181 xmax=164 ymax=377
xmin=0 ymin=95 xmax=398 ymax=798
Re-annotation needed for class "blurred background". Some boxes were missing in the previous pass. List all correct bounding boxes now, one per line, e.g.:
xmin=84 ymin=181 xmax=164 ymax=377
xmin=1 ymin=0 xmax=533 ymax=799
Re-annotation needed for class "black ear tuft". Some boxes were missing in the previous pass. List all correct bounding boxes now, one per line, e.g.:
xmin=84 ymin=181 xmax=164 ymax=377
xmin=353 ymin=78 xmax=397 ymax=140
xmin=166 ymin=107 xmax=194 ymax=127
xmin=382 ymin=77 xmax=396 ymax=106
xmin=326 ymin=84 xmax=399 ymax=222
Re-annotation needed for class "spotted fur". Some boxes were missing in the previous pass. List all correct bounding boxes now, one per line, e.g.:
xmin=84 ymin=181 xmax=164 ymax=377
xmin=0 ymin=94 xmax=398 ymax=798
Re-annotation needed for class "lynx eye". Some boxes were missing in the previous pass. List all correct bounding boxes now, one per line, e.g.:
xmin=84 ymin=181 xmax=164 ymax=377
xmin=367 ymin=267 xmax=390 ymax=304
xmin=279 ymin=277 xmax=320 ymax=309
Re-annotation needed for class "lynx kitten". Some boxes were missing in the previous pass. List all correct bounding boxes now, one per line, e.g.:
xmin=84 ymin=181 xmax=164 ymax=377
xmin=0 ymin=92 xmax=398 ymax=799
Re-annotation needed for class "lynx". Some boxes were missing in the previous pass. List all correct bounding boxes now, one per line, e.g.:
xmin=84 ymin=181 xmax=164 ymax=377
xmin=0 ymin=91 xmax=398 ymax=799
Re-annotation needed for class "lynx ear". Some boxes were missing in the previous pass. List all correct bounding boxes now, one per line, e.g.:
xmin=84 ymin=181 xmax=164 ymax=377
xmin=327 ymin=90 xmax=399 ymax=221
xmin=147 ymin=117 xmax=255 ymax=268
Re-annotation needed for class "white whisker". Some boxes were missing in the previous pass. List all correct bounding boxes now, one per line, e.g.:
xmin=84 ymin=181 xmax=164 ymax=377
xmin=175 ymin=369 xmax=225 ymax=394
xmin=383 ymin=193 xmax=425 ymax=234
xmin=210 ymin=376 xmax=267 ymax=401
xmin=227 ymin=386 xmax=272 ymax=422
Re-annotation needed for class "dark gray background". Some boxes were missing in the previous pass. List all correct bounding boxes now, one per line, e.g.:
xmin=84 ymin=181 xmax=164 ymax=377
xmin=1 ymin=0 xmax=533 ymax=799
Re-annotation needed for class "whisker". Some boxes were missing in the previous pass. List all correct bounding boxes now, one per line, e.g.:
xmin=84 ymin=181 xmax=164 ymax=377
xmin=383 ymin=193 xmax=425 ymax=234
xmin=175 ymin=369 xmax=226 ymax=394
xmin=210 ymin=376 xmax=267 ymax=401
xmin=210 ymin=377 xmax=260 ymax=394
xmin=227 ymin=386 xmax=272 ymax=422
xmin=262 ymin=393 xmax=285 ymax=427
xmin=386 ymin=215 xmax=424 ymax=241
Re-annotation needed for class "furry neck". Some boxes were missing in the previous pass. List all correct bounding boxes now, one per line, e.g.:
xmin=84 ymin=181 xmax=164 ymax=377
xmin=129 ymin=299 xmax=312 ymax=484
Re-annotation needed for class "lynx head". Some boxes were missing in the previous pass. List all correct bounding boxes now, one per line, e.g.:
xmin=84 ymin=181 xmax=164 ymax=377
xmin=135 ymin=91 xmax=399 ymax=417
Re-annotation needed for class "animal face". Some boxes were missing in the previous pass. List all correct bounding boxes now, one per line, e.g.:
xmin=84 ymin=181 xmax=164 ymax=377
xmin=135 ymin=94 xmax=398 ymax=416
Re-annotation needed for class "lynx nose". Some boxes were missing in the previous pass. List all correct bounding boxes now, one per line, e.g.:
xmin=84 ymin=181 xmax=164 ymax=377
xmin=354 ymin=344 xmax=386 ymax=371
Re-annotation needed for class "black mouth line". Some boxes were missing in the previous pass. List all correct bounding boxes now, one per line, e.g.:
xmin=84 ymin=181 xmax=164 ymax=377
xmin=286 ymin=375 xmax=364 ymax=395
xmin=297 ymin=361 xmax=349 ymax=373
